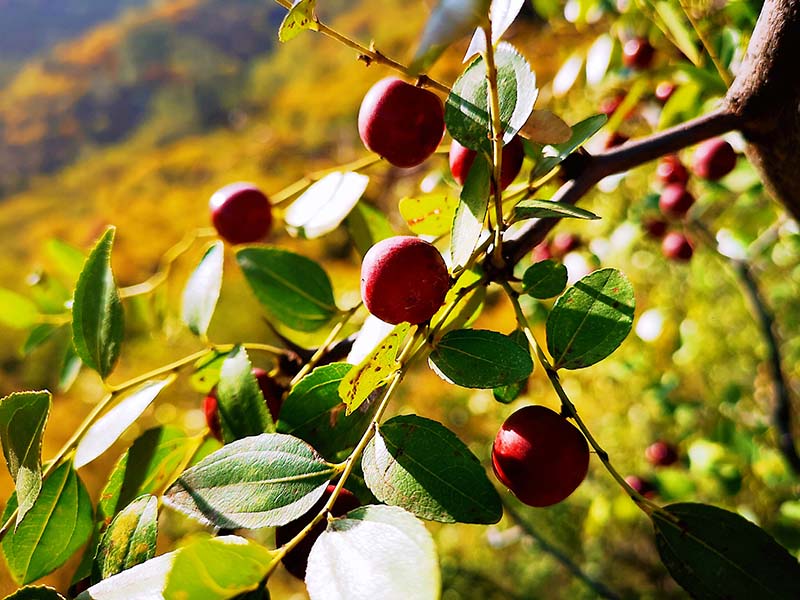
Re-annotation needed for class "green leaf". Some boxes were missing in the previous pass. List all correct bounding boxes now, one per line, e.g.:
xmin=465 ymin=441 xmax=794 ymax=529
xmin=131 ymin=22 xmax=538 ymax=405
xmin=284 ymin=172 xmax=369 ymax=238
xmin=45 ymin=239 xmax=86 ymax=287
xmin=306 ymin=505 xmax=440 ymax=600
xmin=430 ymin=269 xmax=486 ymax=336
xmin=216 ymin=347 xmax=275 ymax=443
xmin=75 ymin=376 xmax=176 ymax=469
xmin=658 ymin=80 xmax=702 ymax=130
xmin=492 ymin=329 xmax=530 ymax=403
xmin=71 ymin=227 xmax=124 ymax=379
xmin=58 ymin=343 xmax=82 ymax=393
xmin=546 ymin=268 xmax=635 ymax=370
xmin=163 ymin=433 xmax=336 ymax=529
xmin=188 ymin=349 xmax=229 ymax=394
xmin=363 ymin=415 xmax=502 ymax=523
xmin=531 ymin=114 xmax=607 ymax=179
xmin=278 ymin=363 xmax=376 ymax=460
xmin=4 ymin=586 xmax=65 ymax=599
xmin=92 ymin=495 xmax=158 ymax=582
xmin=0 ymin=390 xmax=51 ymax=526
xmin=652 ymin=503 xmax=800 ymax=599
xmin=181 ymin=242 xmax=224 ymax=337
xmin=21 ymin=324 xmax=59 ymax=356
xmin=445 ymin=42 xmax=537 ymax=151
xmin=346 ymin=201 xmax=395 ymax=258
xmin=450 ymin=152 xmax=491 ymax=270
xmin=338 ymin=322 xmax=409 ymax=415
xmin=278 ymin=0 xmax=318 ymax=43
xmin=1 ymin=460 xmax=92 ymax=584
xmin=0 ymin=289 xmax=39 ymax=330
xmin=399 ymin=192 xmax=459 ymax=237
xmin=511 ymin=199 xmax=599 ymax=222
xmin=99 ymin=426 xmax=199 ymax=522
xmin=430 ymin=328 xmax=533 ymax=388
xmin=237 ymin=246 xmax=338 ymax=332
xmin=522 ymin=259 xmax=568 ymax=299
xmin=164 ymin=536 xmax=278 ymax=600
xmin=654 ymin=2 xmax=702 ymax=66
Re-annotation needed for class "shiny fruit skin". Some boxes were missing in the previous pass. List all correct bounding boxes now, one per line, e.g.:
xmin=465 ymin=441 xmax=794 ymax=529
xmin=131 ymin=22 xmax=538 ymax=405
xmin=656 ymin=155 xmax=689 ymax=186
xmin=692 ymin=138 xmax=737 ymax=180
xmin=492 ymin=405 xmax=590 ymax=507
xmin=449 ymin=136 xmax=524 ymax=191
xmin=358 ymin=77 xmax=445 ymax=168
xmin=204 ymin=368 xmax=284 ymax=442
xmin=209 ymin=182 xmax=272 ymax=245
xmin=662 ymin=231 xmax=693 ymax=261
xmin=646 ymin=441 xmax=679 ymax=467
xmin=659 ymin=184 xmax=695 ymax=218
xmin=623 ymin=37 xmax=655 ymax=70
xmin=275 ymin=485 xmax=361 ymax=579
xmin=361 ymin=236 xmax=450 ymax=325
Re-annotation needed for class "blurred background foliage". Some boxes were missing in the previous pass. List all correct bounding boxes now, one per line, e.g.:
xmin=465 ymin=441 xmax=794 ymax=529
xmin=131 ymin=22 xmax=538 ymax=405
xmin=0 ymin=0 xmax=798 ymax=597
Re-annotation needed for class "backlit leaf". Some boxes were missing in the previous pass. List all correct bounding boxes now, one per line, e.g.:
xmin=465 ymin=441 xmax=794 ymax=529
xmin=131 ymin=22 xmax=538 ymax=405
xmin=181 ymin=242 xmax=223 ymax=337
xmin=278 ymin=0 xmax=318 ymax=42
xmin=399 ymin=192 xmax=458 ymax=237
xmin=530 ymin=114 xmax=606 ymax=179
xmin=92 ymin=495 xmax=158 ymax=582
xmin=450 ymin=153 xmax=491 ymax=270
xmin=285 ymin=172 xmax=368 ymax=239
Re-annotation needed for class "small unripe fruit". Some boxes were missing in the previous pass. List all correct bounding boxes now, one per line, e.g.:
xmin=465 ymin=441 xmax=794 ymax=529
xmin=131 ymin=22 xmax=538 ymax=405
xmin=625 ymin=475 xmax=657 ymax=498
xmin=551 ymin=232 xmax=581 ymax=256
xmin=204 ymin=368 xmax=284 ymax=442
xmin=492 ymin=405 xmax=590 ymax=507
xmin=209 ymin=182 xmax=272 ymax=245
xmin=449 ymin=136 xmax=524 ymax=191
xmin=645 ymin=440 xmax=679 ymax=467
xmin=642 ymin=217 xmax=668 ymax=239
xmin=358 ymin=77 xmax=445 ymax=168
xmin=658 ymin=184 xmax=695 ymax=218
xmin=692 ymin=138 xmax=737 ymax=180
xmin=276 ymin=484 xmax=361 ymax=579
xmin=655 ymin=81 xmax=676 ymax=103
xmin=656 ymin=155 xmax=689 ymax=186
xmin=662 ymin=231 xmax=693 ymax=262
xmin=623 ymin=37 xmax=655 ymax=70
xmin=361 ymin=236 xmax=450 ymax=325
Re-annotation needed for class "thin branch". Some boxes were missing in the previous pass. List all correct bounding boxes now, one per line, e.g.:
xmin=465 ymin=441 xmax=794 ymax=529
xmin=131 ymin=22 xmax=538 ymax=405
xmin=501 ymin=498 xmax=622 ymax=600
xmin=502 ymin=108 xmax=741 ymax=265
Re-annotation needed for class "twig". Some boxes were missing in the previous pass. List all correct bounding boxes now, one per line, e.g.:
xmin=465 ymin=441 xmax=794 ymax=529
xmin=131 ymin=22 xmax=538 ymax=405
xmin=501 ymin=497 xmax=622 ymax=600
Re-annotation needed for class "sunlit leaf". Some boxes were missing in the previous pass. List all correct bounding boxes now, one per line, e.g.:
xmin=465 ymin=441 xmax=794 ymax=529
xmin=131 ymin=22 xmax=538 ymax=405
xmin=92 ymin=495 xmax=158 ymax=582
xmin=522 ymin=259 xmax=567 ymax=299
xmin=346 ymin=201 xmax=396 ymax=258
xmin=278 ymin=0 xmax=318 ymax=42
xmin=463 ymin=0 xmax=525 ymax=61
xmin=450 ymin=153 xmax=490 ymax=270
xmin=511 ymin=199 xmax=599 ymax=222
xmin=518 ymin=110 xmax=571 ymax=145
xmin=399 ymin=192 xmax=458 ymax=236
xmin=181 ymin=241 xmax=223 ymax=337
xmin=654 ymin=2 xmax=702 ymax=66
xmin=0 ymin=289 xmax=39 ymax=330
xmin=492 ymin=329 xmax=529 ymax=402
xmin=285 ymin=172 xmax=369 ymax=239
xmin=530 ymin=114 xmax=607 ymax=179
xmin=585 ymin=34 xmax=614 ymax=85
xmin=216 ymin=346 xmax=275 ymax=443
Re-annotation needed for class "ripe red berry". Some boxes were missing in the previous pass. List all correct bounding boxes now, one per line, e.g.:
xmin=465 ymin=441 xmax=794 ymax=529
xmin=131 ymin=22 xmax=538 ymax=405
xmin=655 ymin=81 xmax=676 ymax=103
xmin=275 ymin=485 xmax=361 ymax=579
xmin=358 ymin=77 xmax=445 ymax=168
xmin=361 ymin=236 xmax=450 ymax=325
xmin=532 ymin=242 xmax=553 ymax=262
xmin=656 ymin=155 xmax=689 ymax=186
xmin=622 ymin=37 xmax=655 ymax=70
xmin=551 ymin=232 xmax=581 ymax=256
xmin=449 ymin=136 xmax=524 ymax=191
xmin=658 ymin=184 xmax=695 ymax=218
xmin=692 ymin=138 xmax=737 ymax=180
xmin=645 ymin=440 xmax=679 ymax=467
xmin=204 ymin=368 xmax=284 ymax=442
xmin=625 ymin=475 xmax=657 ymax=499
xmin=492 ymin=405 xmax=590 ymax=507
xmin=662 ymin=231 xmax=694 ymax=262
xmin=209 ymin=182 xmax=272 ymax=245
xmin=642 ymin=217 xmax=668 ymax=239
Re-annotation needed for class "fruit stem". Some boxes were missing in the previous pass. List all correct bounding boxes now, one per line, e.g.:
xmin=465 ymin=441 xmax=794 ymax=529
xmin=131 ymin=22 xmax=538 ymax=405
xmin=501 ymin=282 xmax=661 ymax=516
xmin=119 ymin=228 xmax=216 ymax=299
xmin=267 ymin=326 xmax=424 ymax=576
xmin=272 ymin=0 xmax=449 ymax=95
xmin=289 ymin=304 xmax=360 ymax=387
xmin=482 ymin=22 xmax=507 ymax=271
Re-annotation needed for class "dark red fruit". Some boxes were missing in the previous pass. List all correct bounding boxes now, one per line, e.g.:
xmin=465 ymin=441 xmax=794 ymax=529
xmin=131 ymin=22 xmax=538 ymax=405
xmin=662 ymin=231 xmax=694 ymax=262
xmin=645 ymin=441 xmax=679 ymax=467
xmin=358 ymin=77 xmax=445 ymax=168
xmin=492 ymin=405 xmax=590 ymax=507
xmin=209 ymin=182 xmax=272 ymax=245
xmin=655 ymin=81 xmax=676 ymax=103
xmin=625 ymin=475 xmax=657 ymax=499
xmin=692 ymin=138 xmax=737 ymax=180
xmin=642 ymin=217 xmax=668 ymax=239
xmin=551 ymin=232 xmax=581 ymax=256
xmin=449 ymin=136 xmax=524 ymax=191
xmin=623 ymin=37 xmax=655 ymax=70
xmin=361 ymin=236 xmax=450 ymax=325
xmin=605 ymin=131 xmax=629 ymax=149
xmin=204 ymin=368 xmax=284 ymax=442
xmin=656 ymin=155 xmax=689 ymax=186
xmin=532 ymin=242 xmax=553 ymax=262
xmin=599 ymin=95 xmax=623 ymax=117
xmin=658 ymin=184 xmax=695 ymax=218
xmin=275 ymin=485 xmax=361 ymax=579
